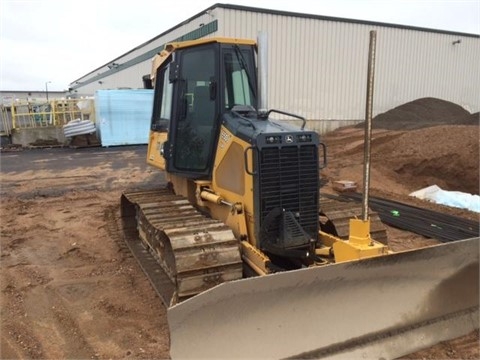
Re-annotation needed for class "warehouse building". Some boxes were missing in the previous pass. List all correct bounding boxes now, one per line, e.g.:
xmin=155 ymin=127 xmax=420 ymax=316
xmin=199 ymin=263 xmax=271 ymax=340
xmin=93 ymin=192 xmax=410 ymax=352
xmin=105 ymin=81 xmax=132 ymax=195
xmin=69 ymin=3 xmax=479 ymax=133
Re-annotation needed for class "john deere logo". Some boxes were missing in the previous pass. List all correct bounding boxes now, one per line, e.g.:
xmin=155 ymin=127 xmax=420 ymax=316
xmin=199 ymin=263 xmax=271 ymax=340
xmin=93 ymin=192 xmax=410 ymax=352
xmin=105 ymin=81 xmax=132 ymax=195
xmin=285 ymin=135 xmax=294 ymax=143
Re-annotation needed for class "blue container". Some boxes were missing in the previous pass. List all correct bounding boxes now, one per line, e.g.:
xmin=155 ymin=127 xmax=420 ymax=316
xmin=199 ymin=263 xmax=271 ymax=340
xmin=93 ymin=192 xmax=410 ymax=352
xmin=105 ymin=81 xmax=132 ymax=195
xmin=95 ymin=89 xmax=154 ymax=146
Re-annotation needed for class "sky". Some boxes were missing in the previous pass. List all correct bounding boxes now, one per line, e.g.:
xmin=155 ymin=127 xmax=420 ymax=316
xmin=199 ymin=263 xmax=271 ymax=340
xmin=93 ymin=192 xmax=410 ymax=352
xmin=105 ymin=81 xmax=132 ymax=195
xmin=1 ymin=0 xmax=479 ymax=92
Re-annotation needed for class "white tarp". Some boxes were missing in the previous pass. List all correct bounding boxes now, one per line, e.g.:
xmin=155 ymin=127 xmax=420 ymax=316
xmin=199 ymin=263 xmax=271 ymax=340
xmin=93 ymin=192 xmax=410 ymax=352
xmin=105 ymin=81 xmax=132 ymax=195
xmin=409 ymin=185 xmax=480 ymax=213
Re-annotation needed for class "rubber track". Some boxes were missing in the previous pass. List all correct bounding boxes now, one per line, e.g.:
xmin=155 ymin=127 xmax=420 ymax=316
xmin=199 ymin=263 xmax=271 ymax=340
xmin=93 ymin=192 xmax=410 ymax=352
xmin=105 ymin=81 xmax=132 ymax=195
xmin=120 ymin=189 xmax=243 ymax=306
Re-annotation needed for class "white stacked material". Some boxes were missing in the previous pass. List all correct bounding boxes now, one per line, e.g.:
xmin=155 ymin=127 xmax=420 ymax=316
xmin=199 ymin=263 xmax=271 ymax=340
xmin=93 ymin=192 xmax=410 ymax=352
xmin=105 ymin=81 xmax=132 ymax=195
xmin=63 ymin=119 xmax=96 ymax=138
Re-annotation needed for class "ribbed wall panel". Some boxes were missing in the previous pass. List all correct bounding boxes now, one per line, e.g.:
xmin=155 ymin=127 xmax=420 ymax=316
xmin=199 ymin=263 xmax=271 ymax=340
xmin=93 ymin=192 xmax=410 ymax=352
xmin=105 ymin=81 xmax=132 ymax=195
xmin=217 ymin=8 xmax=479 ymax=122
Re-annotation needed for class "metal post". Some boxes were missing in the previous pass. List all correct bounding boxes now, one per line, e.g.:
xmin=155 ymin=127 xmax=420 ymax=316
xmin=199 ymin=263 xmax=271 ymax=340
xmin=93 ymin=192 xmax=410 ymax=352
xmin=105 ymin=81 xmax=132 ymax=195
xmin=362 ymin=31 xmax=377 ymax=221
xmin=45 ymin=81 xmax=51 ymax=101
xmin=257 ymin=31 xmax=268 ymax=117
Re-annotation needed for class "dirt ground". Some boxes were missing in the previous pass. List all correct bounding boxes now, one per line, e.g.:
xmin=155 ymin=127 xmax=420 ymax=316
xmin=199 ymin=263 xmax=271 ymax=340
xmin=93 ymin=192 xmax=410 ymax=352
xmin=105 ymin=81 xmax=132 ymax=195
xmin=1 ymin=147 xmax=172 ymax=359
xmin=1 ymin=98 xmax=479 ymax=359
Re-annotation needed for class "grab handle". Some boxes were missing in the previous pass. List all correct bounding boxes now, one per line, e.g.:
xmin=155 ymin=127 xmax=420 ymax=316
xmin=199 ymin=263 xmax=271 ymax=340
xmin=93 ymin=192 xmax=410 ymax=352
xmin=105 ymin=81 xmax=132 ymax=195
xmin=244 ymin=146 xmax=258 ymax=176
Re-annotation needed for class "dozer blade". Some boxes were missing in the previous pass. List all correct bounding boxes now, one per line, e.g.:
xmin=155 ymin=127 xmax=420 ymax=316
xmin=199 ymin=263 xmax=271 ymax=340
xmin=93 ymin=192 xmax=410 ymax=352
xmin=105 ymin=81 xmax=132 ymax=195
xmin=168 ymin=237 xmax=479 ymax=359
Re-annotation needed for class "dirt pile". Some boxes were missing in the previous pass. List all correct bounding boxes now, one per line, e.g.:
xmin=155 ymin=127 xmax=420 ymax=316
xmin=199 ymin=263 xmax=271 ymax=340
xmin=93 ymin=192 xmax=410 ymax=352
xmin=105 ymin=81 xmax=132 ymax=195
xmin=372 ymin=125 xmax=479 ymax=194
xmin=357 ymin=97 xmax=479 ymax=130
xmin=326 ymin=98 xmax=479 ymax=196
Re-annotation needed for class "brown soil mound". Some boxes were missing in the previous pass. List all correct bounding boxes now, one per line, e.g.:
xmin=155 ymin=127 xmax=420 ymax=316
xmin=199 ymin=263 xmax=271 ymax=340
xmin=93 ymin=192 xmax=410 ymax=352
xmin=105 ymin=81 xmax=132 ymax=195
xmin=372 ymin=125 xmax=480 ymax=194
xmin=356 ymin=97 xmax=478 ymax=130
xmin=322 ymin=125 xmax=479 ymax=199
xmin=323 ymin=99 xmax=479 ymax=206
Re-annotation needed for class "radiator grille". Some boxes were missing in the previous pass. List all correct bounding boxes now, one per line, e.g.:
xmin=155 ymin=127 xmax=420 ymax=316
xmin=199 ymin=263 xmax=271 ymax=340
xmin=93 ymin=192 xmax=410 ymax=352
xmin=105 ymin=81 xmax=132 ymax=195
xmin=258 ymin=145 xmax=319 ymax=244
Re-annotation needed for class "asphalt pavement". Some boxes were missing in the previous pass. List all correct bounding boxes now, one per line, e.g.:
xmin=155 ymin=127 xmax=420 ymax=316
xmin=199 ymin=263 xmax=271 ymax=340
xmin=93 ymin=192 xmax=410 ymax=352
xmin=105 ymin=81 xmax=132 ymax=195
xmin=0 ymin=145 xmax=149 ymax=173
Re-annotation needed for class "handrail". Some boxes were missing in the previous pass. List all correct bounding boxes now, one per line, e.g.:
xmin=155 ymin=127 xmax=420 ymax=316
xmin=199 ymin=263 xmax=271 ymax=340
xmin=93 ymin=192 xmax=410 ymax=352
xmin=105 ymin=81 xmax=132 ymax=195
xmin=1 ymin=98 xmax=95 ymax=131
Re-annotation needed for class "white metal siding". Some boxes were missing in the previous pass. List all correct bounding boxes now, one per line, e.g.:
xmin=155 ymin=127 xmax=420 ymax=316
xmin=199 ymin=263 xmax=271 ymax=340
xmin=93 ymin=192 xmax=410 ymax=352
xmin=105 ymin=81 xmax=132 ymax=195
xmin=217 ymin=8 xmax=479 ymax=127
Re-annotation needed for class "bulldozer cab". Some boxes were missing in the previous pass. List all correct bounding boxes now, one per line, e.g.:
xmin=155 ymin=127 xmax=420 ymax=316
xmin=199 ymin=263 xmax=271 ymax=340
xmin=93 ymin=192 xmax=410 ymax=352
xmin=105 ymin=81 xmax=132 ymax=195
xmin=151 ymin=40 xmax=257 ymax=178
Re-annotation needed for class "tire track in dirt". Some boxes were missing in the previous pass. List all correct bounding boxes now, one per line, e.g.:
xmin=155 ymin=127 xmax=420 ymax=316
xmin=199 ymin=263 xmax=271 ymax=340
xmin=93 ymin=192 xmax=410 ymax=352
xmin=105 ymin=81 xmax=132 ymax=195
xmin=1 ymin=273 xmax=44 ymax=359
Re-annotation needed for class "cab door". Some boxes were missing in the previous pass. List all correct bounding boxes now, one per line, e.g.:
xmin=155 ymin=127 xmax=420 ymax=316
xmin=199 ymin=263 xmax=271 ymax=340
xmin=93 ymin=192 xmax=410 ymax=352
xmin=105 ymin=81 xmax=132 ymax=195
xmin=167 ymin=43 xmax=219 ymax=178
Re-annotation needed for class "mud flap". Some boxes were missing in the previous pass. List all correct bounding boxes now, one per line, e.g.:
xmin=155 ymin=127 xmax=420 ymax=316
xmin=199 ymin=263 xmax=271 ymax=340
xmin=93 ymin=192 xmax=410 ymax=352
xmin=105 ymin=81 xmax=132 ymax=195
xmin=168 ymin=237 xmax=479 ymax=359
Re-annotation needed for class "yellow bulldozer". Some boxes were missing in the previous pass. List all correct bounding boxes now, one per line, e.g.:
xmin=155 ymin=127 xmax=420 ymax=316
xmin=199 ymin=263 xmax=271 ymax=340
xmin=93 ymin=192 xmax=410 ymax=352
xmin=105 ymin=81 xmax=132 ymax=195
xmin=120 ymin=34 xmax=479 ymax=359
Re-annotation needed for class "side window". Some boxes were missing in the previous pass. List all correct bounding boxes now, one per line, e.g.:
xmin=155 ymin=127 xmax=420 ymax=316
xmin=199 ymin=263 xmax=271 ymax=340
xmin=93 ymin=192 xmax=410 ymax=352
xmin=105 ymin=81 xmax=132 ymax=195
xmin=232 ymin=70 xmax=252 ymax=105
xmin=160 ymin=68 xmax=173 ymax=122
xmin=224 ymin=49 xmax=256 ymax=110
xmin=151 ymin=63 xmax=173 ymax=131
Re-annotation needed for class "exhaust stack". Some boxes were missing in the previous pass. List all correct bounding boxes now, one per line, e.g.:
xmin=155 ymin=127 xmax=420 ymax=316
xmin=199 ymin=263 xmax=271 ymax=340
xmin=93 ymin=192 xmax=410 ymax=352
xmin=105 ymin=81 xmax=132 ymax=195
xmin=257 ymin=31 xmax=268 ymax=117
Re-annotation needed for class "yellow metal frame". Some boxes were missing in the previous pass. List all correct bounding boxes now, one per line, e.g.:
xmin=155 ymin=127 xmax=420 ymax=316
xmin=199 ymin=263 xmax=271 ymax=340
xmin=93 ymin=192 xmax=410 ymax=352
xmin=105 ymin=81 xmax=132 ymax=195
xmin=3 ymin=98 xmax=95 ymax=131
xmin=319 ymin=218 xmax=390 ymax=263
xmin=241 ymin=241 xmax=271 ymax=275
xmin=1 ymin=105 xmax=11 ymax=136
xmin=147 ymin=131 xmax=168 ymax=170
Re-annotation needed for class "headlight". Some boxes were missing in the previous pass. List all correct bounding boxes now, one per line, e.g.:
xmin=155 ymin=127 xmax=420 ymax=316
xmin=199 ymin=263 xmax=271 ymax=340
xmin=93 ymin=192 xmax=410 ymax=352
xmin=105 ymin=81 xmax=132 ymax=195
xmin=297 ymin=134 xmax=312 ymax=143
xmin=266 ymin=135 xmax=282 ymax=144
